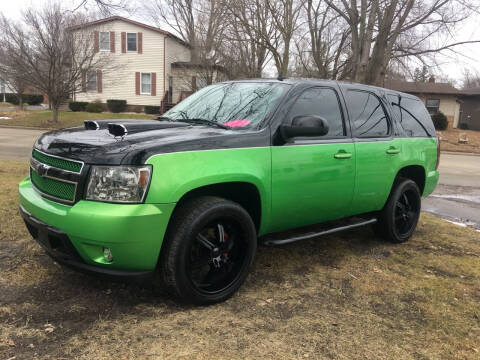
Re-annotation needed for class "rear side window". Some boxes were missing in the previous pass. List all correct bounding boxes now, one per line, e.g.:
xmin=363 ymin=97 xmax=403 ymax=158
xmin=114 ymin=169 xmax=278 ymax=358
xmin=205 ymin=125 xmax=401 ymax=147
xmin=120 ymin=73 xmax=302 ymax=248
xmin=388 ymin=95 xmax=433 ymax=137
xmin=346 ymin=90 xmax=389 ymax=137
xmin=287 ymin=87 xmax=345 ymax=137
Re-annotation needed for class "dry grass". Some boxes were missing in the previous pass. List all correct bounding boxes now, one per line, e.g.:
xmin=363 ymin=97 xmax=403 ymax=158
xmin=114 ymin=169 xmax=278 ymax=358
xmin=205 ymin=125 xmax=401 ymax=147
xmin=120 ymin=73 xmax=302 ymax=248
xmin=0 ymin=109 xmax=153 ymax=129
xmin=0 ymin=102 xmax=14 ymax=108
xmin=438 ymin=128 xmax=480 ymax=154
xmin=1 ymin=160 xmax=480 ymax=359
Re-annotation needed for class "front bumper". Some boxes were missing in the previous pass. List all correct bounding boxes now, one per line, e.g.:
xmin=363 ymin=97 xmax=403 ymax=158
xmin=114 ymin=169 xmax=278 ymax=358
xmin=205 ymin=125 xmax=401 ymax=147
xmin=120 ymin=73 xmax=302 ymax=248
xmin=19 ymin=177 xmax=176 ymax=274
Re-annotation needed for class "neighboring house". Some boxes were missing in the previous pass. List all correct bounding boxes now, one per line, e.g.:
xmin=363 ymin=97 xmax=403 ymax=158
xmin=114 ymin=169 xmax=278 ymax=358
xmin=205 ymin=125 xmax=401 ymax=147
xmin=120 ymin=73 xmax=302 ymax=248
xmin=384 ymin=76 xmax=461 ymax=129
xmin=70 ymin=16 xmax=224 ymax=111
xmin=458 ymin=87 xmax=480 ymax=130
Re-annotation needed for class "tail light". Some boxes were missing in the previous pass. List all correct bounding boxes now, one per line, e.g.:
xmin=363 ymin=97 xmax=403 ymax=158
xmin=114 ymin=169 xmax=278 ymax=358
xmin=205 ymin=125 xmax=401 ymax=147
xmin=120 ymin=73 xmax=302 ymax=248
xmin=435 ymin=136 xmax=440 ymax=170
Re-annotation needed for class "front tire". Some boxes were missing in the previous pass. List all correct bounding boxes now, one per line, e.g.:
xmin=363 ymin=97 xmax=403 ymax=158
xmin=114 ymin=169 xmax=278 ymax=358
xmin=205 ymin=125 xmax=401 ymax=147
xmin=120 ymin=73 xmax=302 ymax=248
xmin=159 ymin=196 xmax=257 ymax=305
xmin=375 ymin=178 xmax=421 ymax=243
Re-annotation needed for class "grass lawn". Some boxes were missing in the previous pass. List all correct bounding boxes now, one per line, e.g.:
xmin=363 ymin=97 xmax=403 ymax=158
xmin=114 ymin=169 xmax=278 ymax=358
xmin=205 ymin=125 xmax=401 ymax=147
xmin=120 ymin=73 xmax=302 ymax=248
xmin=1 ymin=160 xmax=480 ymax=359
xmin=438 ymin=128 xmax=480 ymax=154
xmin=0 ymin=109 xmax=153 ymax=129
xmin=0 ymin=102 xmax=15 ymax=108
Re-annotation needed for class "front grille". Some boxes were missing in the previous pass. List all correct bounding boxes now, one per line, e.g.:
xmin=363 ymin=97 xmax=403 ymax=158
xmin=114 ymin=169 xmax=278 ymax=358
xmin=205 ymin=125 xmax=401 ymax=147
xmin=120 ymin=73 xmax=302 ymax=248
xmin=30 ymin=168 xmax=76 ymax=201
xmin=30 ymin=150 xmax=85 ymax=204
xmin=32 ymin=149 xmax=83 ymax=173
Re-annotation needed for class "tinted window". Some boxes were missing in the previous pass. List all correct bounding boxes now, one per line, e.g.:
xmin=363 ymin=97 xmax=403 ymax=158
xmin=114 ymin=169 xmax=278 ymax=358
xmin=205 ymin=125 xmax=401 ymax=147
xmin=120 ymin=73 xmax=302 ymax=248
xmin=347 ymin=90 xmax=389 ymax=137
xmin=388 ymin=95 xmax=429 ymax=137
xmin=287 ymin=87 xmax=344 ymax=137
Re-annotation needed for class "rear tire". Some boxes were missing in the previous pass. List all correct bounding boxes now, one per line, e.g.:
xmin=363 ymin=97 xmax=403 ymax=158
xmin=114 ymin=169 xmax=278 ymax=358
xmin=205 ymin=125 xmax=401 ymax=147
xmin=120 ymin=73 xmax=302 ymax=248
xmin=375 ymin=178 xmax=421 ymax=243
xmin=159 ymin=196 xmax=257 ymax=305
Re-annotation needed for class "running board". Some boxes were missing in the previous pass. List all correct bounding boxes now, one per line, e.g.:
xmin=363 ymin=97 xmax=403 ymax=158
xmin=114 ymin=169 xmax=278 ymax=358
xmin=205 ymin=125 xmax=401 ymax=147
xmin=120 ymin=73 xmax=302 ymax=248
xmin=262 ymin=218 xmax=377 ymax=246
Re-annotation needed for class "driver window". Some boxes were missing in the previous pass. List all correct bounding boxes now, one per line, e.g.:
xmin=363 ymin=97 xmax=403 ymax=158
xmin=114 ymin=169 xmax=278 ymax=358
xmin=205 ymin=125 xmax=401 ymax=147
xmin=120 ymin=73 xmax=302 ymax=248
xmin=287 ymin=87 xmax=345 ymax=137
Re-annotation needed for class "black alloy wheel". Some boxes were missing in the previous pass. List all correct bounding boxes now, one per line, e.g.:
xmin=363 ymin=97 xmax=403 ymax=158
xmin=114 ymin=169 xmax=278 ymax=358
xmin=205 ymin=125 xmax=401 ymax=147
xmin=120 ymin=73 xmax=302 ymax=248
xmin=375 ymin=178 xmax=421 ymax=243
xmin=160 ymin=196 xmax=257 ymax=305
xmin=188 ymin=219 xmax=249 ymax=294
xmin=394 ymin=189 xmax=420 ymax=237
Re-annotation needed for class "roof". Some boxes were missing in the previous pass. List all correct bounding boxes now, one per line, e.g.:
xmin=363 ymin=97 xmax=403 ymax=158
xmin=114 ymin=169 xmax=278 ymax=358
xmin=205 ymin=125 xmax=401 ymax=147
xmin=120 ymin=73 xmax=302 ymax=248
xmin=383 ymin=79 xmax=460 ymax=95
xmin=460 ymin=87 xmax=480 ymax=96
xmin=68 ymin=16 xmax=189 ymax=48
xmin=172 ymin=61 xmax=226 ymax=72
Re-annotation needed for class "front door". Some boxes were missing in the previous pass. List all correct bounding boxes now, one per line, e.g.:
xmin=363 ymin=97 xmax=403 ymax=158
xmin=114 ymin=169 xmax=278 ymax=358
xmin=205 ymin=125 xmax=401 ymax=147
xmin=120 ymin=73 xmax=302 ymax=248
xmin=270 ymin=86 xmax=356 ymax=233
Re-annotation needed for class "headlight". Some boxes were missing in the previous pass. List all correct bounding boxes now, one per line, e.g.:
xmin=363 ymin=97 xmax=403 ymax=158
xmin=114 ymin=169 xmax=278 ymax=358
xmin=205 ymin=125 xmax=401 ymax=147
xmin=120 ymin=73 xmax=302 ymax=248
xmin=86 ymin=165 xmax=152 ymax=203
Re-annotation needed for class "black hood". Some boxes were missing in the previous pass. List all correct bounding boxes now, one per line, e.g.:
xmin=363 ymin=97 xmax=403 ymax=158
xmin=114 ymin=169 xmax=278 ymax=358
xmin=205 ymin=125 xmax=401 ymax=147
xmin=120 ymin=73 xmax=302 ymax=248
xmin=34 ymin=119 xmax=269 ymax=165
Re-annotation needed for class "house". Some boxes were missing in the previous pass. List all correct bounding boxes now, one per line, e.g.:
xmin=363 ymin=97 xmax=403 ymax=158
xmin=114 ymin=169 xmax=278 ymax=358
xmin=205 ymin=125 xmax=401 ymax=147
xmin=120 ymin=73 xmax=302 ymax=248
xmin=458 ymin=87 xmax=480 ymax=130
xmin=384 ymin=76 xmax=461 ymax=129
xmin=70 ymin=16 xmax=224 ymax=112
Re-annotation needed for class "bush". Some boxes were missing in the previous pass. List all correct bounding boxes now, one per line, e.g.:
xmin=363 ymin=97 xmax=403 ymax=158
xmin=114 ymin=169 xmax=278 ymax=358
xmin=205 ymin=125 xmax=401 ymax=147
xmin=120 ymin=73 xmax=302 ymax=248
xmin=23 ymin=94 xmax=43 ymax=105
xmin=432 ymin=112 xmax=448 ymax=130
xmin=106 ymin=99 xmax=127 ymax=113
xmin=85 ymin=102 xmax=103 ymax=113
xmin=69 ymin=101 xmax=89 ymax=112
xmin=458 ymin=123 xmax=469 ymax=130
xmin=0 ymin=93 xmax=43 ymax=105
xmin=144 ymin=105 xmax=160 ymax=114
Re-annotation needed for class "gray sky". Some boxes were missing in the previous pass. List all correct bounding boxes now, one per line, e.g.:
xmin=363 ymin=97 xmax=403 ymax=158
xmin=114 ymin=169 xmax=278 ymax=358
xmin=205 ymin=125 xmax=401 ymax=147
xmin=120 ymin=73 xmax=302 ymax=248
xmin=2 ymin=0 xmax=480 ymax=85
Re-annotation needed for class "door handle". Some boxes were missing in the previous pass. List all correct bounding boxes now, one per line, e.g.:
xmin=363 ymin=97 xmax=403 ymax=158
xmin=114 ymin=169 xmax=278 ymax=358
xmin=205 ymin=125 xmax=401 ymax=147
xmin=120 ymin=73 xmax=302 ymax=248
xmin=386 ymin=146 xmax=400 ymax=155
xmin=334 ymin=151 xmax=352 ymax=159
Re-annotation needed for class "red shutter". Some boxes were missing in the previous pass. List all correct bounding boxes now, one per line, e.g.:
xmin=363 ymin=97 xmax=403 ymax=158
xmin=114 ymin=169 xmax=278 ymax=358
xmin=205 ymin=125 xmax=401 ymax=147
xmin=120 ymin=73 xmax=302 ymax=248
xmin=135 ymin=72 xmax=140 ymax=95
xmin=110 ymin=32 xmax=115 ymax=53
xmin=151 ymin=72 xmax=156 ymax=96
xmin=81 ymin=71 xmax=86 ymax=92
xmin=138 ymin=32 xmax=143 ymax=54
xmin=121 ymin=32 xmax=126 ymax=53
xmin=97 ymin=70 xmax=102 ymax=93
xmin=94 ymin=31 xmax=99 ymax=52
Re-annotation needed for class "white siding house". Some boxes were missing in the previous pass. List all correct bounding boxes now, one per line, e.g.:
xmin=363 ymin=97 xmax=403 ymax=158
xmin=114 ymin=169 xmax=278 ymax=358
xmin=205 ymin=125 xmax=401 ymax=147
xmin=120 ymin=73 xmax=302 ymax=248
xmin=71 ymin=16 xmax=191 ymax=109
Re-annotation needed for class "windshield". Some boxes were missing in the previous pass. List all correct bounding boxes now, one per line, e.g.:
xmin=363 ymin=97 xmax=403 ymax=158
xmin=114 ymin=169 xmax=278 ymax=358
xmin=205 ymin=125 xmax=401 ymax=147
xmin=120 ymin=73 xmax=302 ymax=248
xmin=162 ymin=82 xmax=290 ymax=129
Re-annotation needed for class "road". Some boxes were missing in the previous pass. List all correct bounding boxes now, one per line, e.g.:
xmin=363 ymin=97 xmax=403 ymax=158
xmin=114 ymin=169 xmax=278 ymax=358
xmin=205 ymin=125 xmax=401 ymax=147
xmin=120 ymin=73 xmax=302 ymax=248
xmin=0 ymin=127 xmax=46 ymax=161
xmin=422 ymin=153 xmax=480 ymax=229
xmin=1 ymin=127 xmax=479 ymax=228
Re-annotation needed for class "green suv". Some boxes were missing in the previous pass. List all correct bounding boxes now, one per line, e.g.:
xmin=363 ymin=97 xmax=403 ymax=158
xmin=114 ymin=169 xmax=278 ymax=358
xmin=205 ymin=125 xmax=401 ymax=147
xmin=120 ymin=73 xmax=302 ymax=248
xmin=19 ymin=79 xmax=439 ymax=304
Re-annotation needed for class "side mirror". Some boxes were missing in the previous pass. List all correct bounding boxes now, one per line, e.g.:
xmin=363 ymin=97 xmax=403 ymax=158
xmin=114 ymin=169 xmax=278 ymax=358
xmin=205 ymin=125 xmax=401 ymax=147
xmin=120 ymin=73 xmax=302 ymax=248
xmin=279 ymin=115 xmax=329 ymax=139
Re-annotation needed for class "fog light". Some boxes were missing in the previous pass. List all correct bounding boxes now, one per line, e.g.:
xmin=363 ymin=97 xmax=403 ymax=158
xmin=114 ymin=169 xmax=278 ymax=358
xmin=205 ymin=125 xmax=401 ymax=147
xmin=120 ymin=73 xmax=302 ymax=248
xmin=103 ymin=247 xmax=113 ymax=262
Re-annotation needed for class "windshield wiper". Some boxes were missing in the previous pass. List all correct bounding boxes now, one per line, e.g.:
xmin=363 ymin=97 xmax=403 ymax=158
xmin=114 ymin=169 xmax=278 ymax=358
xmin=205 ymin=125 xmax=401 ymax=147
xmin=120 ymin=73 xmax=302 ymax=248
xmin=155 ymin=116 xmax=172 ymax=121
xmin=176 ymin=118 xmax=230 ymax=130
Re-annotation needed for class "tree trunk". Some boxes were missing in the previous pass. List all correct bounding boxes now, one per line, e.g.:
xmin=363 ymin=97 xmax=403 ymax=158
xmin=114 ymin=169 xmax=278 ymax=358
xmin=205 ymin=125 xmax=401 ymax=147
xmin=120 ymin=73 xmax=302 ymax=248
xmin=18 ymin=95 xmax=23 ymax=110
xmin=52 ymin=106 xmax=59 ymax=124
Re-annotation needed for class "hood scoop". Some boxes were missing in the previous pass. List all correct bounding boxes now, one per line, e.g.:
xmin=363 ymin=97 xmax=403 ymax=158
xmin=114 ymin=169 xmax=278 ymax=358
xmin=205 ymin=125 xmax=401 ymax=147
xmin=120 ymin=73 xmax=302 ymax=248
xmin=84 ymin=119 xmax=189 ymax=137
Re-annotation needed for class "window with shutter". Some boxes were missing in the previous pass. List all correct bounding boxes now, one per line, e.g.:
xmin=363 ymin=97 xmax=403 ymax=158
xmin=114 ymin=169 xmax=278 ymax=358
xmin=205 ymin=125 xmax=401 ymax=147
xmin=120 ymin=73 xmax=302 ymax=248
xmin=99 ymin=32 xmax=110 ymax=51
xmin=141 ymin=73 xmax=151 ymax=94
xmin=127 ymin=33 xmax=137 ymax=52
xmin=86 ymin=71 xmax=97 ymax=92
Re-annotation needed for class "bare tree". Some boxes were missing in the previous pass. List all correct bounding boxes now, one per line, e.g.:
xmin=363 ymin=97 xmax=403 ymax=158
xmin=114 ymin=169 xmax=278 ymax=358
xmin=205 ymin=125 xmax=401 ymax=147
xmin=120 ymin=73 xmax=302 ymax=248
xmin=461 ymin=68 xmax=480 ymax=89
xmin=0 ymin=46 xmax=28 ymax=108
xmin=325 ymin=0 xmax=480 ymax=85
xmin=294 ymin=0 xmax=349 ymax=78
xmin=71 ymin=0 xmax=130 ymax=16
xmin=229 ymin=0 xmax=304 ymax=77
xmin=0 ymin=4 xmax=112 ymax=123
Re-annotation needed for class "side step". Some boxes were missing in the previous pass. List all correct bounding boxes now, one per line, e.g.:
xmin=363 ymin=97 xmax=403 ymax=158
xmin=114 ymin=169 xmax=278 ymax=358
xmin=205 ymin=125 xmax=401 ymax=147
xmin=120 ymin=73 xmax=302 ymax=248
xmin=262 ymin=218 xmax=377 ymax=246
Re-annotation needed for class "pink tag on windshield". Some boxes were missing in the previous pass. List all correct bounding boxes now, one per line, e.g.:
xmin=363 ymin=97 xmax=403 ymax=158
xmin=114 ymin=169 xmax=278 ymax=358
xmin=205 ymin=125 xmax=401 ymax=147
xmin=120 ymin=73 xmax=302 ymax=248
xmin=223 ymin=119 xmax=251 ymax=127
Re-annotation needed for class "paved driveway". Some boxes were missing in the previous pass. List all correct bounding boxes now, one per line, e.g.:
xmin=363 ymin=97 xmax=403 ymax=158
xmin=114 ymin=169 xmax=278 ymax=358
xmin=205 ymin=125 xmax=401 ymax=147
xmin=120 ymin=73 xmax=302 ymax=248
xmin=1 ymin=127 xmax=479 ymax=228
xmin=0 ymin=127 xmax=46 ymax=161
xmin=422 ymin=153 xmax=480 ymax=229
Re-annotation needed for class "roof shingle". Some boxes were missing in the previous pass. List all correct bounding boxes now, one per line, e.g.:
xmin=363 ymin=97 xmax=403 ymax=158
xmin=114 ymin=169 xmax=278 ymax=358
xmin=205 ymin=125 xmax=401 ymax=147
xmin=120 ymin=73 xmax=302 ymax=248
xmin=384 ymin=79 xmax=459 ymax=95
